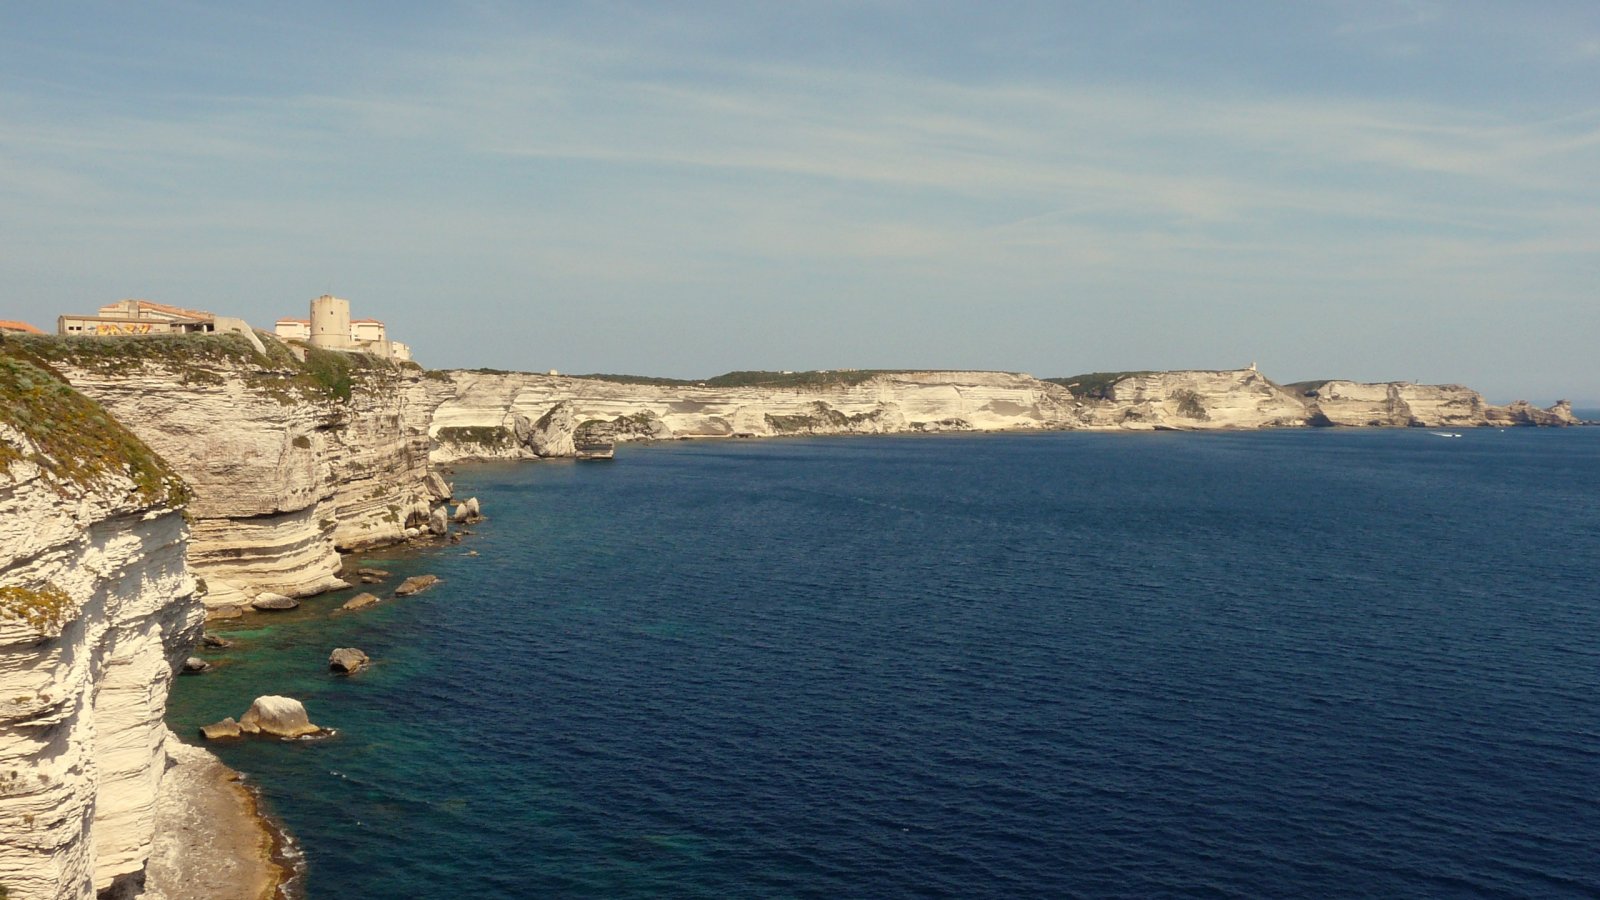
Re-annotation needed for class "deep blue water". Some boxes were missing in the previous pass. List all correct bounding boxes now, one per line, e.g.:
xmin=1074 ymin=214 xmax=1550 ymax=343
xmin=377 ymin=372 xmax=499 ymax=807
xmin=168 ymin=428 xmax=1600 ymax=898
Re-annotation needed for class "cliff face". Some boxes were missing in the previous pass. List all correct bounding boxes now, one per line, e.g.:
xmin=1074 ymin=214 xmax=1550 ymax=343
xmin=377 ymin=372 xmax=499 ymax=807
xmin=427 ymin=370 xmax=1085 ymax=459
xmin=1295 ymin=381 xmax=1577 ymax=428
xmin=424 ymin=367 xmax=1574 ymax=456
xmin=1299 ymin=381 xmax=1484 ymax=427
xmin=0 ymin=351 xmax=201 ymax=899
xmin=9 ymin=335 xmax=448 ymax=611
xmin=1076 ymin=369 xmax=1310 ymax=430
xmin=1484 ymin=399 xmax=1580 ymax=427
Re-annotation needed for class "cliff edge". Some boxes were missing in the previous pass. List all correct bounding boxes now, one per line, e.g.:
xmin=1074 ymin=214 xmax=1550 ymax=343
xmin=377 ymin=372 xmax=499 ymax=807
xmin=7 ymin=334 xmax=453 ymax=613
xmin=0 ymin=345 xmax=202 ymax=899
xmin=423 ymin=366 xmax=1573 ymax=458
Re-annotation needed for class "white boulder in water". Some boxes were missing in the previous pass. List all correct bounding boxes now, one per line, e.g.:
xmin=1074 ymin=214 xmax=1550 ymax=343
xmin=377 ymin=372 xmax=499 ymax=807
xmin=238 ymin=695 xmax=322 ymax=738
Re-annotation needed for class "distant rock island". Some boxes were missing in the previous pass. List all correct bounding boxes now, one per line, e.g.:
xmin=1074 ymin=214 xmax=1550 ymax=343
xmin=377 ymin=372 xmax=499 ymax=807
xmin=0 ymin=329 xmax=1578 ymax=898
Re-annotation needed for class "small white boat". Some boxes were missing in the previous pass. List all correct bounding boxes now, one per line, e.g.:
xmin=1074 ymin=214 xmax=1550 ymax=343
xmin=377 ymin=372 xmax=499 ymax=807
xmin=1430 ymin=432 xmax=1463 ymax=438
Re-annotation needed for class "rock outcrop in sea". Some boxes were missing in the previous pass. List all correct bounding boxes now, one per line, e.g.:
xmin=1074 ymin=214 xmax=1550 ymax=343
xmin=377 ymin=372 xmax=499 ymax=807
xmin=237 ymin=696 xmax=322 ymax=739
xmin=329 ymin=647 xmax=371 ymax=674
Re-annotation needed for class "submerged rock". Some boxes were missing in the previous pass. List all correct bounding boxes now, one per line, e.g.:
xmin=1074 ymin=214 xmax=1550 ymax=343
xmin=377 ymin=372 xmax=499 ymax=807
xmin=250 ymin=593 xmax=299 ymax=611
xmin=200 ymin=718 xmax=241 ymax=740
xmin=341 ymin=592 xmax=380 ymax=611
xmin=329 ymin=648 xmax=371 ymax=674
xmin=356 ymin=566 xmax=390 ymax=584
xmin=200 ymin=634 xmax=233 ymax=649
xmin=181 ymin=657 xmax=211 ymax=674
xmin=238 ymin=695 xmax=321 ymax=738
xmin=394 ymin=574 xmax=439 ymax=597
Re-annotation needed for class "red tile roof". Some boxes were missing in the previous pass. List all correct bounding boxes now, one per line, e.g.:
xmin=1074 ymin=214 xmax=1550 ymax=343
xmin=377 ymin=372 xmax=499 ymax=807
xmin=0 ymin=320 xmax=44 ymax=334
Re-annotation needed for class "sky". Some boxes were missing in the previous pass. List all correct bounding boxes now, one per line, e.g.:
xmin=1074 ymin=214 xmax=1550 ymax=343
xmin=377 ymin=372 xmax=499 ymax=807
xmin=2 ymin=1 xmax=1597 ymax=403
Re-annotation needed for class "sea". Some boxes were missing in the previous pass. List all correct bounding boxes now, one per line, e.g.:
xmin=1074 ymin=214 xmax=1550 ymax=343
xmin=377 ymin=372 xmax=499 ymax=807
xmin=167 ymin=426 xmax=1600 ymax=898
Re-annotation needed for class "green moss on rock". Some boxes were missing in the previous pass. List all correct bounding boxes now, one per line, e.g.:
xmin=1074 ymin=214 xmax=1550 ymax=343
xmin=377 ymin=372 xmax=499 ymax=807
xmin=1044 ymin=371 xmax=1157 ymax=400
xmin=0 ymin=583 xmax=74 ymax=634
xmin=435 ymin=425 xmax=513 ymax=449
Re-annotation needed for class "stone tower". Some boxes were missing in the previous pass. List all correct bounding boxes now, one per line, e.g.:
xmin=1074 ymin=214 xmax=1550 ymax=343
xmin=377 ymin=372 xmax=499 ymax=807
xmin=309 ymin=295 xmax=351 ymax=350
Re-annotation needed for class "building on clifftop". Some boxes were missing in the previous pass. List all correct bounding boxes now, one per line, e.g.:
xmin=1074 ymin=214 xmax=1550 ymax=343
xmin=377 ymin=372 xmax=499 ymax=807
xmin=0 ymin=320 xmax=44 ymax=334
xmin=56 ymin=299 xmax=263 ymax=350
xmin=275 ymin=295 xmax=412 ymax=361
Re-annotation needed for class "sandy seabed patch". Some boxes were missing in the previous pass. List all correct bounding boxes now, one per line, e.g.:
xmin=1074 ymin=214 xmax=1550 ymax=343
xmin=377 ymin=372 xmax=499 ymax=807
xmin=143 ymin=734 xmax=295 ymax=900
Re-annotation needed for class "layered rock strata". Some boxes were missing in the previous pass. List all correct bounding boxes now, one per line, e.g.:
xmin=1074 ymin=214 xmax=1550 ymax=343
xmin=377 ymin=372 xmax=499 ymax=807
xmin=1294 ymin=381 xmax=1580 ymax=428
xmin=0 ymin=351 xmax=202 ymax=899
xmin=8 ymin=335 xmax=452 ymax=611
xmin=1073 ymin=368 xmax=1308 ymax=429
xmin=424 ymin=367 xmax=1575 ymax=459
xmin=427 ymin=370 xmax=1084 ymax=460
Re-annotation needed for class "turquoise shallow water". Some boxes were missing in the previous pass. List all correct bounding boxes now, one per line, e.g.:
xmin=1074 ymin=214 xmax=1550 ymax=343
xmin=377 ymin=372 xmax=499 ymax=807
xmin=168 ymin=428 xmax=1600 ymax=897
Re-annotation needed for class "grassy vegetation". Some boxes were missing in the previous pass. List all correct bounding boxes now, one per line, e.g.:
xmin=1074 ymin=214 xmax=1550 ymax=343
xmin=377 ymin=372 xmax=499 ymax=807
xmin=574 ymin=373 xmax=701 ymax=386
xmin=435 ymin=425 xmax=513 ymax=448
xmin=1283 ymin=380 xmax=1332 ymax=398
xmin=1171 ymin=389 xmax=1208 ymax=420
xmin=577 ymin=369 xmax=931 ymax=389
xmin=7 ymin=332 xmax=399 ymax=406
xmin=0 ymin=339 xmax=189 ymax=505
xmin=301 ymin=345 xmax=363 ymax=402
xmin=575 ymin=411 xmax=663 ymax=443
xmin=1044 ymin=371 xmax=1157 ymax=400
xmin=0 ymin=583 xmax=74 ymax=635
xmin=764 ymin=403 xmax=882 ymax=432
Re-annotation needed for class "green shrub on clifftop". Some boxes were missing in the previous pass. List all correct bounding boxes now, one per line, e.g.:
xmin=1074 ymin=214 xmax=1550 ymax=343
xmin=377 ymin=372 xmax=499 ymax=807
xmin=1045 ymin=372 xmax=1157 ymax=400
xmin=0 ymin=340 xmax=188 ymax=506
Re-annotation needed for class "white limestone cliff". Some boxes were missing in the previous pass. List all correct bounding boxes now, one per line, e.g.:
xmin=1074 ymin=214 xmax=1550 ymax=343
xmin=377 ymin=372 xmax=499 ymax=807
xmin=428 ymin=370 xmax=1085 ymax=457
xmin=0 ymin=364 xmax=202 ymax=899
xmin=15 ymin=335 xmax=449 ymax=612
xmin=423 ymin=366 xmax=1575 ymax=456
xmin=1290 ymin=380 xmax=1578 ymax=428
xmin=1073 ymin=369 xmax=1310 ymax=430
xmin=1297 ymin=381 xmax=1483 ymax=427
